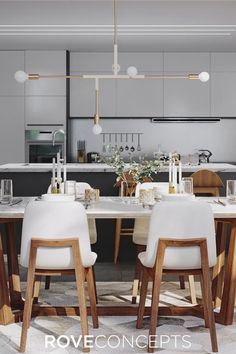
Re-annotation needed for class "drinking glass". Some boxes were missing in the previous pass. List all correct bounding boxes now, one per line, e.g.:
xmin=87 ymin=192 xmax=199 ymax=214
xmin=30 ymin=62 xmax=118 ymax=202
xmin=180 ymin=177 xmax=193 ymax=194
xmin=226 ymin=180 xmax=236 ymax=203
xmin=0 ymin=179 xmax=13 ymax=204
xmin=65 ymin=180 xmax=76 ymax=196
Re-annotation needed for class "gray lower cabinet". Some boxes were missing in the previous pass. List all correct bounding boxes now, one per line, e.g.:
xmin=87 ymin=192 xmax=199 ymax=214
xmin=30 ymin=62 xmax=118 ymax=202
xmin=0 ymin=97 xmax=24 ymax=163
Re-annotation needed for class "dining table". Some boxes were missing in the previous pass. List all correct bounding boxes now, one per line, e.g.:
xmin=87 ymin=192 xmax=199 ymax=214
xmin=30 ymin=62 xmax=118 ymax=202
xmin=0 ymin=196 xmax=235 ymax=327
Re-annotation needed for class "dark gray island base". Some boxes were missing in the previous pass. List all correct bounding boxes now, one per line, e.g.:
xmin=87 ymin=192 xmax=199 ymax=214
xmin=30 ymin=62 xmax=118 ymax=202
xmin=0 ymin=167 xmax=235 ymax=262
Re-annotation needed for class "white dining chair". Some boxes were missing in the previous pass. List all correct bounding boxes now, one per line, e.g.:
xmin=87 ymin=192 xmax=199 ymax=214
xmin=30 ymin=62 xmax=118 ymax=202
xmin=45 ymin=181 xmax=98 ymax=291
xmin=19 ymin=200 xmax=98 ymax=353
xmin=132 ymin=182 xmax=197 ymax=305
xmin=136 ymin=201 xmax=218 ymax=353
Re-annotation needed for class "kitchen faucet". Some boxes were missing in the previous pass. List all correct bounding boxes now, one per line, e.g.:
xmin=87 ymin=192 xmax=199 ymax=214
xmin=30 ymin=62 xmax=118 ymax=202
xmin=52 ymin=129 xmax=66 ymax=164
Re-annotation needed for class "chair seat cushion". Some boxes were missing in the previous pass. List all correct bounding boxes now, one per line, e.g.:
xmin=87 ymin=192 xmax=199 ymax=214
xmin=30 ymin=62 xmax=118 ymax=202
xmin=138 ymin=248 xmax=216 ymax=270
xmin=27 ymin=251 xmax=97 ymax=270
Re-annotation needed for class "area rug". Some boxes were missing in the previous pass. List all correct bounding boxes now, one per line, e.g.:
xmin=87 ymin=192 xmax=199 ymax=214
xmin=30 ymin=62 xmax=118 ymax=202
xmin=0 ymin=281 xmax=235 ymax=354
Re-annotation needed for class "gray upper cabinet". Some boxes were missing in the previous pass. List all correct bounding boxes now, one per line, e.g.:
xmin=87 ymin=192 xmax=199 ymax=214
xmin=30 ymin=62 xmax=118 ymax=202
xmin=0 ymin=51 xmax=24 ymax=96
xmin=211 ymin=72 xmax=236 ymax=117
xmin=116 ymin=53 xmax=163 ymax=117
xmin=25 ymin=51 xmax=67 ymax=127
xmin=25 ymin=96 xmax=66 ymax=127
xmin=211 ymin=53 xmax=236 ymax=117
xmin=211 ymin=53 xmax=236 ymax=72
xmin=25 ymin=51 xmax=66 ymax=96
xmin=70 ymin=52 xmax=115 ymax=116
xmin=117 ymin=79 xmax=163 ymax=117
xmin=0 ymin=97 xmax=24 ymax=163
xmin=164 ymin=53 xmax=210 ymax=117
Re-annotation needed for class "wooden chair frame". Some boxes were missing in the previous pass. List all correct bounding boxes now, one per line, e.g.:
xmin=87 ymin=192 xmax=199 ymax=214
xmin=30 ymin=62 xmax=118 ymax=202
xmin=19 ymin=238 xmax=98 ymax=353
xmin=131 ymin=245 xmax=197 ymax=306
xmin=136 ymin=238 xmax=218 ymax=353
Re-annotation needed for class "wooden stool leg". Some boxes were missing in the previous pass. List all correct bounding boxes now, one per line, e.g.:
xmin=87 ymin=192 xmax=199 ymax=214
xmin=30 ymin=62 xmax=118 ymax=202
xmin=188 ymin=275 xmax=197 ymax=304
xmin=114 ymin=219 xmax=122 ymax=264
xmin=45 ymin=276 xmax=51 ymax=290
xmin=200 ymin=274 xmax=209 ymax=328
xmin=179 ymin=275 xmax=185 ymax=289
xmin=136 ymin=267 xmax=149 ymax=329
xmin=19 ymin=246 xmax=37 ymax=353
xmin=86 ymin=267 xmax=98 ymax=329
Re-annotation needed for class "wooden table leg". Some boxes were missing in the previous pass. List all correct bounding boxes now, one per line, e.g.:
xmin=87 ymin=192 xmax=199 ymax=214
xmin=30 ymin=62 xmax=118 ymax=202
xmin=0 ymin=234 xmax=14 ymax=324
xmin=5 ymin=222 xmax=24 ymax=309
xmin=217 ymin=219 xmax=236 ymax=325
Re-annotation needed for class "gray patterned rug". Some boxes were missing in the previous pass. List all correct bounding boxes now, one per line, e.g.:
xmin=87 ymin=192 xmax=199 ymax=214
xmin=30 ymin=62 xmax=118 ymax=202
xmin=0 ymin=281 xmax=235 ymax=353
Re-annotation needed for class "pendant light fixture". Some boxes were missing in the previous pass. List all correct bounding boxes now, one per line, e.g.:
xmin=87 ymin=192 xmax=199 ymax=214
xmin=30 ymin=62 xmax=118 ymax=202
xmin=15 ymin=0 xmax=210 ymax=134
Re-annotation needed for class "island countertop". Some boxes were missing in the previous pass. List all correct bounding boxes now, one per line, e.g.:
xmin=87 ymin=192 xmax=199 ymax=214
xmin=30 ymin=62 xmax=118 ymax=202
xmin=0 ymin=162 xmax=236 ymax=173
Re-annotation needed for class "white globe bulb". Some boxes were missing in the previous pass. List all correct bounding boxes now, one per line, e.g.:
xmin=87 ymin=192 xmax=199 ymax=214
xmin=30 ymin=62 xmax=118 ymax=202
xmin=92 ymin=124 xmax=102 ymax=135
xmin=198 ymin=71 xmax=210 ymax=83
xmin=126 ymin=66 xmax=138 ymax=78
xmin=14 ymin=70 xmax=28 ymax=83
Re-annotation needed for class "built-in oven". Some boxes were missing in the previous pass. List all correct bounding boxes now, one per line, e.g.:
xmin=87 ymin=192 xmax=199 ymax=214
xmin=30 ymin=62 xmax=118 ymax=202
xmin=25 ymin=128 xmax=65 ymax=163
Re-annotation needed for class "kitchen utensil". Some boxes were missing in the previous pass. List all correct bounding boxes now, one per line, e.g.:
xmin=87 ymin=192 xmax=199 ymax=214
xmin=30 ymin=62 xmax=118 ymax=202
xmin=0 ymin=179 xmax=13 ymax=204
xmin=119 ymin=133 xmax=124 ymax=152
xmin=102 ymin=133 xmax=106 ymax=153
xmin=137 ymin=133 xmax=141 ymax=151
xmin=130 ymin=133 xmax=135 ymax=152
xmin=77 ymin=140 xmax=86 ymax=163
xmin=115 ymin=133 xmax=118 ymax=151
xmin=198 ymin=149 xmax=212 ymax=164
xmin=125 ymin=133 xmax=129 ymax=151
xmin=107 ymin=133 xmax=112 ymax=153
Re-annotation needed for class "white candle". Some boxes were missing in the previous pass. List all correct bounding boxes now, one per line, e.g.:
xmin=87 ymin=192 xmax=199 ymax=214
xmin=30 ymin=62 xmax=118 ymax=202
xmin=179 ymin=161 xmax=182 ymax=184
xmin=63 ymin=164 xmax=67 ymax=183
xmin=52 ymin=158 xmax=55 ymax=185
xmin=169 ymin=153 xmax=172 ymax=183
xmin=57 ymin=152 xmax=61 ymax=180
xmin=173 ymin=162 xmax=177 ymax=191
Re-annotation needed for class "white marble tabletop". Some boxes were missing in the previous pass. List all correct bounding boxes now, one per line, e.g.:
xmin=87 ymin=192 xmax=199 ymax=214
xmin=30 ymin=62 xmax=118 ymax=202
xmin=0 ymin=196 xmax=236 ymax=219
xmin=0 ymin=162 xmax=236 ymax=173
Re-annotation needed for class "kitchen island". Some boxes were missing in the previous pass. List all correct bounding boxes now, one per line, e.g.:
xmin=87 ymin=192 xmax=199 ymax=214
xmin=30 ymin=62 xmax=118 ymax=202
xmin=0 ymin=162 xmax=235 ymax=197
xmin=0 ymin=162 xmax=235 ymax=261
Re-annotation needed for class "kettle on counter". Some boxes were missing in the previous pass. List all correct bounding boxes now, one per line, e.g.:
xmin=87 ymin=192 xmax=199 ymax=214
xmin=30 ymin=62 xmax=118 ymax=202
xmin=198 ymin=149 xmax=212 ymax=164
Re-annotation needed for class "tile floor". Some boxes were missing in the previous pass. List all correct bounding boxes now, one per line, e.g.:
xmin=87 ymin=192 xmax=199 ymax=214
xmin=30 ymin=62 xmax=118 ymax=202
xmin=0 ymin=279 xmax=235 ymax=354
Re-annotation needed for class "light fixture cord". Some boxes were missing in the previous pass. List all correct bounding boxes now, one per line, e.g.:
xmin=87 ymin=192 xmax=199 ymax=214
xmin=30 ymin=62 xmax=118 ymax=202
xmin=114 ymin=0 xmax=117 ymax=45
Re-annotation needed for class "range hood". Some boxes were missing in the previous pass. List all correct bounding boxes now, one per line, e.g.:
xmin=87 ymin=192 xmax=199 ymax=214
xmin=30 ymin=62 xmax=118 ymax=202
xmin=151 ymin=117 xmax=221 ymax=123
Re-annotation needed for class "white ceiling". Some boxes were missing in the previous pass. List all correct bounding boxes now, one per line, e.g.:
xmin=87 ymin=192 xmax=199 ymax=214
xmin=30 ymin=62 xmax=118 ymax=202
xmin=0 ymin=1 xmax=236 ymax=52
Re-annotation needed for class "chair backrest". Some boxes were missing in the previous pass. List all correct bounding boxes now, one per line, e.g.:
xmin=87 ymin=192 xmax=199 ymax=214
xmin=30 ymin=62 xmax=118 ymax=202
xmin=143 ymin=201 xmax=216 ymax=269
xmin=191 ymin=169 xmax=224 ymax=188
xmin=20 ymin=200 xmax=95 ymax=269
xmin=135 ymin=182 xmax=169 ymax=197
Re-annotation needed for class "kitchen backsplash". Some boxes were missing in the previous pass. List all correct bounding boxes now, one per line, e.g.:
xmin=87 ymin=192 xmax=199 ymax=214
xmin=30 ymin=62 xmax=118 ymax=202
xmin=68 ymin=118 xmax=236 ymax=162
